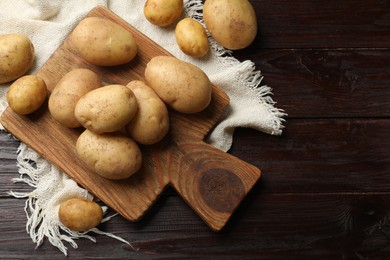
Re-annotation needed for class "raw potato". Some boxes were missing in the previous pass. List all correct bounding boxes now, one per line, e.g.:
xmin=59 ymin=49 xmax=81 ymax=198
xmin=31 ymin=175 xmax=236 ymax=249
xmin=203 ymin=0 xmax=257 ymax=50
xmin=48 ymin=69 xmax=101 ymax=128
xmin=75 ymin=84 xmax=138 ymax=134
xmin=145 ymin=56 xmax=212 ymax=114
xmin=70 ymin=17 xmax=137 ymax=66
xmin=126 ymin=80 xmax=169 ymax=145
xmin=7 ymin=75 xmax=46 ymax=115
xmin=59 ymin=198 xmax=103 ymax=232
xmin=0 ymin=34 xmax=34 ymax=84
xmin=76 ymin=129 xmax=142 ymax=180
xmin=144 ymin=0 xmax=183 ymax=27
xmin=175 ymin=18 xmax=209 ymax=58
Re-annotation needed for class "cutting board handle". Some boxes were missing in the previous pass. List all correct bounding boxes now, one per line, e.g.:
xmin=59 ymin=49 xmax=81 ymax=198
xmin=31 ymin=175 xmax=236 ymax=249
xmin=169 ymin=141 xmax=261 ymax=231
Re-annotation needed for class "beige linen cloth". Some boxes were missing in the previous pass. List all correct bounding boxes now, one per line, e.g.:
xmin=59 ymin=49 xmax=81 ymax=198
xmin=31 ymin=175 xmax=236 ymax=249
xmin=0 ymin=0 xmax=285 ymax=255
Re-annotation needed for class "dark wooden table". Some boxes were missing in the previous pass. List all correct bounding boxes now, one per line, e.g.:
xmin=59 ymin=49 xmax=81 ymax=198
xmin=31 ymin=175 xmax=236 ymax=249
xmin=1 ymin=1 xmax=390 ymax=259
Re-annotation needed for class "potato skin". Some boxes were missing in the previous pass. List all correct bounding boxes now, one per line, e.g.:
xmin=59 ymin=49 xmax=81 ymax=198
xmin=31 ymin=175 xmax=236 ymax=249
xmin=59 ymin=198 xmax=103 ymax=232
xmin=75 ymin=84 xmax=138 ymax=134
xmin=203 ymin=0 xmax=257 ymax=50
xmin=175 ymin=18 xmax=209 ymax=57
xmin=144 ymin=0 xmax=183 ymax=27
xmin=48 ymin=69 xmax=101 ymax=128
xmin=71 ymin=17 xmax=137 ymax=66
xmin=76 ymin=129 xmax=142 ymax=180
xmin=145 ymin=56 xmax=212 ymax=114
xmin=7 ymin=75 xmax=46 ymax=115
xmin=0 ymin=34 xmax=34 ymax=84
xmin=126 ymin=80 xmax=169 ymax=145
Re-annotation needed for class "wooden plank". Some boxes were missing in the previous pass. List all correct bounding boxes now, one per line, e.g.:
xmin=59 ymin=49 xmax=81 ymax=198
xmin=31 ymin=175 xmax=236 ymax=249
xmin=230 ymin=119 xmax=390 ymax=194
xmin=2 ymin=118 xmax=389 ymax=196
xmin=250 ymin=0 xmax=390 ymax=48
xmin=241 ymin=49 xmax=390 ymax=118
xmin=2 ymin=193 xmax=390 ymax=259
xmin=0 ymin=133 xmax=21 ymax=196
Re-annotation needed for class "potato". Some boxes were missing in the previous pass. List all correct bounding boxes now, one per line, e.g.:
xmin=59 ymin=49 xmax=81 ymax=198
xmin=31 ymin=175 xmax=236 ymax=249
xmin=0 ymin=34 xmax=34 ymax=84
xmin=7 ymin=75 xmax=46 ymax=115
xmin=144 ymin=0 xmax=183 ymax=27
xmin=203 ymin=0 xmax=257 ymax=50
xmin=48 ymin=69 xmax=101 ymax=128
xmin=126 ymin=80 xmax=169 ymax=145
xmin=70 ymin=17 xmax=137 ymax=66
xmin=75 ymin=84 xmax=138 ymax=134
xmin=76 ymin=129 xmax=142 ymax=180
xmin=175 ymin=18 xmax=209 ymax=58
xmin=59 ymin=198 xmax=103 ymax=232
xmin=145 ymin=56 xmax=212 ymax=114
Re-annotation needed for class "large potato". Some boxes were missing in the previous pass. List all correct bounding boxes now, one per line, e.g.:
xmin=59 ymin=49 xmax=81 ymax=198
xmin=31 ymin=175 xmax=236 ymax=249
xmin=48 ymin=69 xmax=101 ymax=128
xmin=175 ymin=18 xmax=209 ymax=58
xmin=126 ymin=80 xmax=169 ymax=145
xmin=70 ymin=17 xmax=137 ymax=66
xmin=144 ymin=0 xmax=183 ymax=27
xmin=75 ymin=84 xmax=138 ymax=134
xmin=7 ymin=75 xmax=46 ymax=115
xmin=76 ymin=129 xmax=142 ymax=180
xmin=59 ymin=198 xmax=103 ymax=232
xmin=203 ymin=0 xmax=257 ymax=50
xmin=144 ymin=56 xmax=212 ymax=114
xmin=0 ymin=34 xmax=34 ymax=84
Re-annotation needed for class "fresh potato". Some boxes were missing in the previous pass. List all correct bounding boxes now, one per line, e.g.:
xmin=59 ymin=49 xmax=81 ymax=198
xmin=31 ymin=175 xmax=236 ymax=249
xmin=7 ymin=75 xmax=46 ymax=115
xmin=59 ymin=198 xmax=103 ymax=232
xmin=48 ymin=69 xmax=101 ymax=128
xmin=70 ymin=17 xmax=137 ymax=66
xmin=145 ymin=56 xmax=212 ymax=114
xmin=76 ymin=129 xmax=142 ymax=180
xmin=144 ymin=0 xmax=183 ymax=27
xmin=0 ymin=34 xmax=34 ymax=84
xmin=175 ymin=18 xmax=209 ymax=58
xmin=75 ymin=84 xmax=138 ymax=134
xmin=126 ymin=80 xmax=169 ymax=145
xmin=203 ymin=0 xmax=257 ymax=50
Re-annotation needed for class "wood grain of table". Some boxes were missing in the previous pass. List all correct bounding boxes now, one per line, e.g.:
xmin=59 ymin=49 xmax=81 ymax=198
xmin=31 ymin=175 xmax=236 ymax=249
xmin=1 ymin=0 xmax=389 ymax=259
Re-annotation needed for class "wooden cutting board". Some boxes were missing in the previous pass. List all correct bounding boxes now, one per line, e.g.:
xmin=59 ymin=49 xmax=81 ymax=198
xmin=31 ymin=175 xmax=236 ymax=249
xmin=0 ymin=7 xmax=261 ymax=231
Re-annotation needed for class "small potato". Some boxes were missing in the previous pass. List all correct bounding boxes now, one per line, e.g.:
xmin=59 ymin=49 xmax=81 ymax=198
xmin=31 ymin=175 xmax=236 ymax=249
xmin=70 ymin=17 xmax=137 ymax=66
xmin=0 ymin=34 xmax=34 ymax=84
xmin=203 ymin=0 xmax=257 ymax=50
xmin=7 ymin=75 xmax=46 ymax=115
xmin=144 ymin=0 xmax=183 ymax=27
xmin=48 ymin=69 xmax=101 ymax=128
xmin=126 ymin=80 xmax=169 ymax=145
xmin=75 ymin=84 xmax=138 ymax=134
xmin=175 ymin=18 xmax=209 ymax=57
xmin=76 ymin=129 xmax=142 ymax=180
xmin=59 ymin=198 xmax=103 ymax=232
xmin=145 ymin=56 xmax=212 ymax=114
